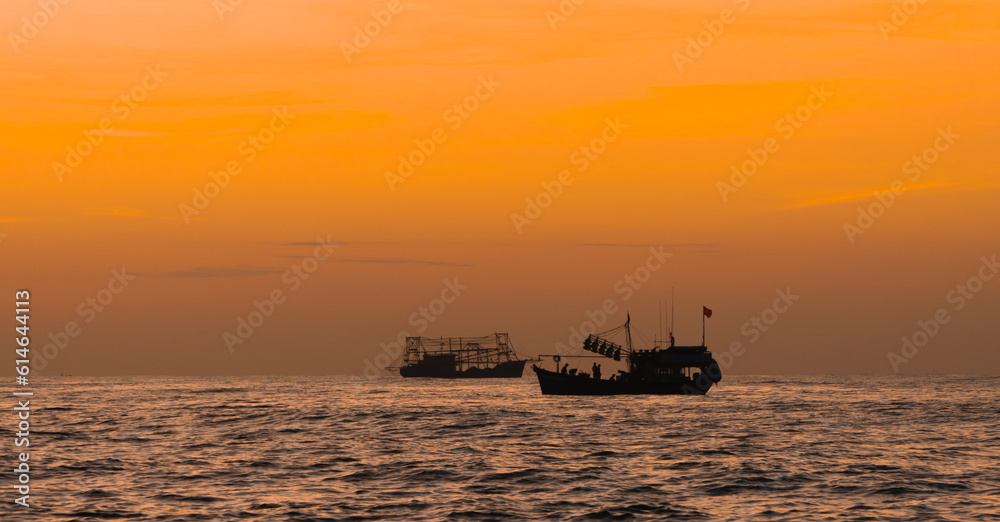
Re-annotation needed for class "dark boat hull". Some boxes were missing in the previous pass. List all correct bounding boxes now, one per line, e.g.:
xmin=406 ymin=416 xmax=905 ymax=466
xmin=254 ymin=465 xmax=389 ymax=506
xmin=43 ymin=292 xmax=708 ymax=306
xmin=400 ymin=359 xmax=527 ymax=379
xmin=532 ymin=365 xmax=713 ymax=395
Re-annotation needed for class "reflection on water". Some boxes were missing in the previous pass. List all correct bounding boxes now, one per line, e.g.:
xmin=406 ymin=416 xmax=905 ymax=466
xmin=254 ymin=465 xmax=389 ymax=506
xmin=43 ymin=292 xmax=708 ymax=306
xmin=17 ymin=375 xmax=1000 ymax=520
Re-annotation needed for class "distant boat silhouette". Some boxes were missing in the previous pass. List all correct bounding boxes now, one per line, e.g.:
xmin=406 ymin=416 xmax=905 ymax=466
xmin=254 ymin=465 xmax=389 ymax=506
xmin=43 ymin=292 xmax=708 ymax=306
xmin=392 ymin=333 xmax=527 ymax=378
xmin=533 ymin=313 xmax=722 ymax=395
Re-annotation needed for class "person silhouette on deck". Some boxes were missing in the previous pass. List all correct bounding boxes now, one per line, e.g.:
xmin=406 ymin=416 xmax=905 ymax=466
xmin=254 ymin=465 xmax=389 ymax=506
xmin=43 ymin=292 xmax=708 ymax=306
xmin=561 ymin=363 xmax=569 ymax=374
xmin=593 ymin=363 xmax=602 ymax=380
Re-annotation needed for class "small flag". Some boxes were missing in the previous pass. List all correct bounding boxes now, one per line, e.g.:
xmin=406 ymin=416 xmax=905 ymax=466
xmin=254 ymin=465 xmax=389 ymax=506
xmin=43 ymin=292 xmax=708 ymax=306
xmin=703 ymin=306 xmax=712 ymax=318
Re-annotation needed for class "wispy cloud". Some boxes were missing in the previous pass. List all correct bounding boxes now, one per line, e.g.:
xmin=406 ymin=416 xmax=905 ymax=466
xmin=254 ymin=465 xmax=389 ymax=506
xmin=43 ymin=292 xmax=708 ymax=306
xmin=0 ymin=71 xmax=42 ymax=80
xmin=787 ymin=182 xmax=955 ymax=210
xmin=336 ymin=258 xmax=471 ymax=267
xmin=81 ymin=207 xmax=185 ymax=219
xmin=135 ymin=265 xmax=281 ymax=278
xmin=283 ymin=241 xmax=347 ymax=247
xmin=164 ymin=92 xmax=324 ymax=109
xmin=83 ymin=207 xmax=147 ymax=217
xmin=102 ymin=128 xmax=254 ymax=138
xmin=572 ymin=242 xmax=719 ymax=248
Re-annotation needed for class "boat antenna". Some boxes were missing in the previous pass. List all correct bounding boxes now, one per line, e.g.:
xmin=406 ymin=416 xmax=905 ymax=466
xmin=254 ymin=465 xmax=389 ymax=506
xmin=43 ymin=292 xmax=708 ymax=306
xmin=658 ymin=300 xmax=662 ymax=347
xmin=670 ymin=287 xmax=675 ymax=348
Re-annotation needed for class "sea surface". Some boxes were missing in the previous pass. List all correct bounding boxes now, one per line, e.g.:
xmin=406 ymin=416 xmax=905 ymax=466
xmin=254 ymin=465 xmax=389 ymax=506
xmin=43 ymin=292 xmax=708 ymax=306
xmin=12 ymin=375 xmax=1000 ymax=521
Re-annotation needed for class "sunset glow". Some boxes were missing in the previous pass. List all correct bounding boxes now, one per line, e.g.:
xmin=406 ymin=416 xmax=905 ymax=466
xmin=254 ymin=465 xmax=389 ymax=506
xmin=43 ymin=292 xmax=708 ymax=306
xmin=3 ymin=0 xmax=999 ymax=376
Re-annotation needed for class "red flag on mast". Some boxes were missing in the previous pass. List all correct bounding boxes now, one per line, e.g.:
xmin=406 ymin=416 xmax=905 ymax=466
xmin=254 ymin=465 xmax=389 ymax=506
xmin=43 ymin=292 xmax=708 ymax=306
xmin=703 ymin=306 xmax=713 ymax=318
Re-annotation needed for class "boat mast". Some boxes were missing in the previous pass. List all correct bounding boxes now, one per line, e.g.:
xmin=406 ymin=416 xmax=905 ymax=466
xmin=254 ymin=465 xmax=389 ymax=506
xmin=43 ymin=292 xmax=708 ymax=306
xmin=625 ymin=313 xmax=632 ymax=352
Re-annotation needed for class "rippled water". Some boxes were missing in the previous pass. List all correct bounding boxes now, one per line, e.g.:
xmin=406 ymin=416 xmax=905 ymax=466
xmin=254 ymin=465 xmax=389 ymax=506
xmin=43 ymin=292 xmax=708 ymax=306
xmin=13 ymin=375 xmax=1000 ymax=521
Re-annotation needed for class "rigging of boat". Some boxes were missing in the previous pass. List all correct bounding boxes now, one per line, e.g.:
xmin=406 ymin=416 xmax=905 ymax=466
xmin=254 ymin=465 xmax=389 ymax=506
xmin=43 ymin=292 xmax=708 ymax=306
xmin=532 ymin=305 xmax=722 ymax=395
xmin=392 ymin=333 xmax=528 ymax=378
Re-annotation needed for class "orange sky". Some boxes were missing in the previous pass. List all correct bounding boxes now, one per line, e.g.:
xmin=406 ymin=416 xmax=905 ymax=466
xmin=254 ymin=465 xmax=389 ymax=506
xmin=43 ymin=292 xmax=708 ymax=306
xmin=2 ymin=0 xmax=999 ymax=375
